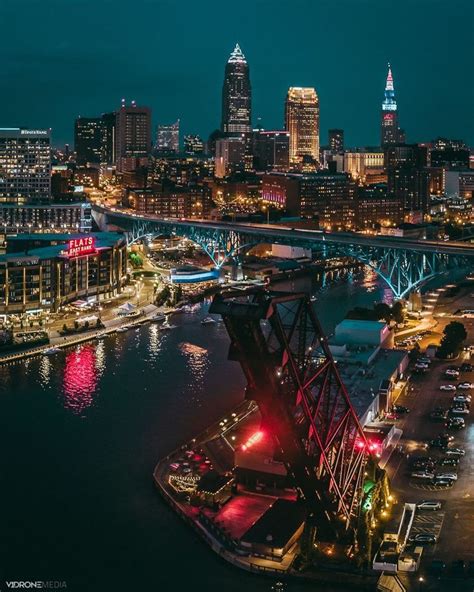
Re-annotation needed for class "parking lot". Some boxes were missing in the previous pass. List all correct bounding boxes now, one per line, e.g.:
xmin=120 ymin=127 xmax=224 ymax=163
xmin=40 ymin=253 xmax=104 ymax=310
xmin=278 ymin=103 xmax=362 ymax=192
xmin=385 ymin=352 xmax=474 ymax=586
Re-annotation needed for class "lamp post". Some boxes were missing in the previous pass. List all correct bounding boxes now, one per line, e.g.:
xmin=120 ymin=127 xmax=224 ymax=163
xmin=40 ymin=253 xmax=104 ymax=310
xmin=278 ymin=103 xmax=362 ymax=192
xmin=418 ymin=576 xmax=424 ymax=592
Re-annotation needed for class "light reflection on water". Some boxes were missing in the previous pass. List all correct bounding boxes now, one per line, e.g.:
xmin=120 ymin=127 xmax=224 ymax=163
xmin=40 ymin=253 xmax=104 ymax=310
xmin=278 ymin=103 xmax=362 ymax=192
xmin=0 ymin=268 xmax=388 ymax=416
xmin=179 ymin=341 xmax=210 ymax=407
xmin=62 ymin=345 xmax=98 ymax=415
xmin=39 ymin=355 xmax=53 ymax=386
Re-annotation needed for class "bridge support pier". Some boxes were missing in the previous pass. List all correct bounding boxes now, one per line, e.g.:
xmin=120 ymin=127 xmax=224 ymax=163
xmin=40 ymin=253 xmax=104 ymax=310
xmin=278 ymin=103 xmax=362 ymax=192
xmin=230 ymin=261 xmax=243 ymax=281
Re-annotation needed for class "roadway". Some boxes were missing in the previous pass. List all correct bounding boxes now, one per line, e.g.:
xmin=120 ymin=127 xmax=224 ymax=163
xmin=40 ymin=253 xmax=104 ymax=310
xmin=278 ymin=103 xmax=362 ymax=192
xmin=92 ymin=204 xmax=474 ymax=257
xmin=385 ymin=351 xmax=474 ymax=591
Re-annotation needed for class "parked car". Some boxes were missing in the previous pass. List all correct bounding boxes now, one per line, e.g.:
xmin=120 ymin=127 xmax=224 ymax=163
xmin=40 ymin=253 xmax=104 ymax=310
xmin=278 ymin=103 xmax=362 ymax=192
xmin=436 ymin=472 xmax=458 ymax=481
xmin=458 ymin=382 xmax=473 ymax=390
xmin=392 ymin=404 xmax=410 ymax=413
xmin=429 ymin=438 xmax=449 ymax=448
xmin=416 ymin=500 xmax=442 ymax=511
xmin=408 ymin=533 xmax=437 ymax=544
xmin=453 ymin=394 xmax=471 ymax=403
xmin=411 ymin=460 xmax=436 ymax=470
xmin=445 ymin=447 xmax=465 ymax=456
xmin=434 ymin=477 xmax=454 ymax=488
xmin=416 ymin=363 xmax=429 ymax=370
xmin=440 ymin=384 xmax=457 ymax=391
xmin=446 ymin=417 xmax=466 ymax=429
xmin=460 ymin=363 xmax=473 ymax=372
xmin=411 ymin=471 xmax=435 ymax=480
xmin=438 ymin=457 xmax=459 ymax=467
xmin=430 ymin=409 xmax=448 ymax=420
xmin=445 ymin=369 xmax=460 ymax=377
xmin=449 ymin=405 xmax=469 ymax=415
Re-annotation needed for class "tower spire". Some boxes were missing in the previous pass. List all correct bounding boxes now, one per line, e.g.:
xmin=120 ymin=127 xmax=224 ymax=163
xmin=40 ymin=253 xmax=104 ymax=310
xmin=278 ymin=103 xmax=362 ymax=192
xmin=385 ymin=63 xmax=394 ymax=91
xmin=228 ymin=43 xmax=246 ymax=63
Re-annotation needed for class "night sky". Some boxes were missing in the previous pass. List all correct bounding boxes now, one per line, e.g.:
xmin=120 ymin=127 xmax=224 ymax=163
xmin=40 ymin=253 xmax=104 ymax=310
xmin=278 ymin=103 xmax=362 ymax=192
xmin=2 ymin=0 xmax=473 ymax=147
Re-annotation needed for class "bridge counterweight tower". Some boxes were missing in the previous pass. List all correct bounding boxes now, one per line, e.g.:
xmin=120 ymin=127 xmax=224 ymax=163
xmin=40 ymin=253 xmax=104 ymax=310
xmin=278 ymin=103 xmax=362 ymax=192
xmin=210 ymin=289 xmax=375 ymax=544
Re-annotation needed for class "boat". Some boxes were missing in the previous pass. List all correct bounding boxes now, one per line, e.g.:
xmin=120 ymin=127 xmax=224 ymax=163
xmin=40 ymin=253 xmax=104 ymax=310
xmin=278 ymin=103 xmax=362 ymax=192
xmin=160 ymin=322 xmax=177 ymax=331
xmin=201 ymin=316 xmax=216 ymax=325
xmin=150 ymin=313 xmax=166 ymax=323
xmin=116 ymin=325 xmax=130 ymax=333
xmin=43 ymin=347 xmax=61 ymax=356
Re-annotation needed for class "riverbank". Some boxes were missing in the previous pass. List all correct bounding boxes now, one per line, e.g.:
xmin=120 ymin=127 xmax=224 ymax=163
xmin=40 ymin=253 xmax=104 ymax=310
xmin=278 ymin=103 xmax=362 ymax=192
xmin=0 ymin=303 xmax=168 ymax=365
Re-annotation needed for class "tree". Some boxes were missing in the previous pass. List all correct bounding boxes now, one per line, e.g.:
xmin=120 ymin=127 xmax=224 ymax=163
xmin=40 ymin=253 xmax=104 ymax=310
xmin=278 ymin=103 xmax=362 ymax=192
xmin=373 ymin=302 xmax=391 ymax=323
xmin=391 ymin=301 xmax=405 ymax=325
xmin=437 ymin=321 xmax=467 ymax=358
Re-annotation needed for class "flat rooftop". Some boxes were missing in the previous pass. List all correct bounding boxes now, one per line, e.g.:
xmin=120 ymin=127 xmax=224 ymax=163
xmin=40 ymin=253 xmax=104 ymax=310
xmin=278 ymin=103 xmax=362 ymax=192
xmin=204 ymin=492 xmax=276 ymax=540
xmin=241 ymin=498 xmax=306 ymax=548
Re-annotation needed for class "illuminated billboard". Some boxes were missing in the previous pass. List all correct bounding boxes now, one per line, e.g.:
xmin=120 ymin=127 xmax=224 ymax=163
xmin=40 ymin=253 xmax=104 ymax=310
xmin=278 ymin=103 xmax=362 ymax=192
xmin=66 ymin=236 xmax=97 ymax=258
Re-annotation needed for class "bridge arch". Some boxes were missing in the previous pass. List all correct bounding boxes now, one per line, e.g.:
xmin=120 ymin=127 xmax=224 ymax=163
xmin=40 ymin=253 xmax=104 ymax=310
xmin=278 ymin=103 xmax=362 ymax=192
xmin=92 ymin=207 xmax=473 ymax=301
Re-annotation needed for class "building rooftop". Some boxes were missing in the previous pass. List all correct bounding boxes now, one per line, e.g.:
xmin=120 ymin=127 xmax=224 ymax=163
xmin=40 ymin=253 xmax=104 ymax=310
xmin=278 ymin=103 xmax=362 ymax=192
xmin=336 ymin=319 xmax=387 ymax=332
xmin=241 ymin=498 xmax=306 ymax=549
xmin=0 ymin=233 xmax=125 ymax=263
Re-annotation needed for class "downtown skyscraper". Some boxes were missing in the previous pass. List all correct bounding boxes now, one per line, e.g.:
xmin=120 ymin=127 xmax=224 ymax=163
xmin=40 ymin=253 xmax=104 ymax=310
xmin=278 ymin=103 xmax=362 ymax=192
xmin=221 ymin=44 xmax=252 ymax=134
xmin=285 ymin=87 xmax=320 ymax=166
xmin=115 ymin=100 xmax=151 ymax=172
xmin=380 ymin=64 xmax=403 ymax=146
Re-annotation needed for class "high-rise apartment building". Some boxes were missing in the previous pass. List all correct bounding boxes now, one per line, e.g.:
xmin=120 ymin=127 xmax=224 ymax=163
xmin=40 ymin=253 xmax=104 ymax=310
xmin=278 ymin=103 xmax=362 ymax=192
xmin=328 ymin=129 xmax=344 ymax=152
xmin=285 ymin=87 xmax=320 ymax=166
xmin=156 ymin=120 xmax=180 ymax=152
xmin=0 ymin=128 xmax=51 ymax=205
xmin=115 ymin=100 xmax=151 ymax=172
xmin=381 ymin=64 xmax=403 ymax=146
xmin=221 ymin=44 xmax=252 ymax=134
xmin=101 ymin=112 xmax=116 ymax=166
xmin=74 ymin=117 xmax=102 ymax=165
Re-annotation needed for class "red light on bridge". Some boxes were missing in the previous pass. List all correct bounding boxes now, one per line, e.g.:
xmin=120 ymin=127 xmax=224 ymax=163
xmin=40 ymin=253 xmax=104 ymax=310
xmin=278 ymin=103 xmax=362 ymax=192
xmin=241 ymin=430 xmax=264 ymax=451
xmin=66 ymin=236 xmax=97 ymax=258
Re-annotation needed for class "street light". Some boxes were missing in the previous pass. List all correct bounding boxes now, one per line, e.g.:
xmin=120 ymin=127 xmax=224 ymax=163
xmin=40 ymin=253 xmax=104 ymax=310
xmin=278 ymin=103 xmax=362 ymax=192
xmin=418 ymin=576 xmax=424 ymax=592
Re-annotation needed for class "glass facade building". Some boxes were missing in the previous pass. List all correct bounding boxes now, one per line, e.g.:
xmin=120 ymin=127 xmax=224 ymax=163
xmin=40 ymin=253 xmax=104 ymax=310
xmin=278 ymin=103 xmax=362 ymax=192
xmin=221 ymin=44 xmax=252 ymax=134
xmin=285 ymin=88 xmax=320 ymax=166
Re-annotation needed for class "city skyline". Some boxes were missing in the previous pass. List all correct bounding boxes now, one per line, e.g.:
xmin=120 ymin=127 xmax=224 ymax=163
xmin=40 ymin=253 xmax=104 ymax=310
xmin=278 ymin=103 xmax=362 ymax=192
xmin=1 ymin=0 xmax=472 ymax=148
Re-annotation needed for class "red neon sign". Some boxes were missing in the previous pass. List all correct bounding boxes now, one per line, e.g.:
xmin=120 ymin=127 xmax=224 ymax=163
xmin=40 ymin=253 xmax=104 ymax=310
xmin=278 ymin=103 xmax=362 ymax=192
xmin=66 ymin=236 xmax=96 ymax=258
xmin=241 ymin=430 xmax=264 ymax=451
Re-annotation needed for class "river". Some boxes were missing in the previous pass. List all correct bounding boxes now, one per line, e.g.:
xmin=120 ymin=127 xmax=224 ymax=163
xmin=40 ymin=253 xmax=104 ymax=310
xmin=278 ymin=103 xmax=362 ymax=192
xmin=0 ymin=268 xmax=389 ymax=592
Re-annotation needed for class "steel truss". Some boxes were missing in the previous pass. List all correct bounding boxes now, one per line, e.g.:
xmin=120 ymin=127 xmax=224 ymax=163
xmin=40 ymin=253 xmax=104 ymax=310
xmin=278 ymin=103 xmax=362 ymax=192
xmin=116 ymin=216 xmax=469 ymax=299
xmin=210 ymin=289 xmax=372 ymax=542
xmin=126 ymin=220 xmax=256 ymax=268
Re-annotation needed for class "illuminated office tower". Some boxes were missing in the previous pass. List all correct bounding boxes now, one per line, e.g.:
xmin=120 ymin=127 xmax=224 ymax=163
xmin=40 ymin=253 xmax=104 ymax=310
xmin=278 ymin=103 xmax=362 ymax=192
xmin=0 ymin=128 xmax=51 ymax=205
xmin=285 ymin=87 xmax=320 ymax=165
xmin=381 ymin=64 xmax=402 ymax=146
xmin=221 ymin=44 xmax=252 ymax=133
xmin=115 ymin=100 xmax=151 ymax=172
xmin=74 ymin=117 xmax=102 ymax=165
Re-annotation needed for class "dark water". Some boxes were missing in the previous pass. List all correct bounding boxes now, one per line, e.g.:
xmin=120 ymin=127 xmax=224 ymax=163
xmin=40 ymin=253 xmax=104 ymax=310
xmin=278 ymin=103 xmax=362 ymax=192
xmin=0 ymin=269 xmax=386 ymax=592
